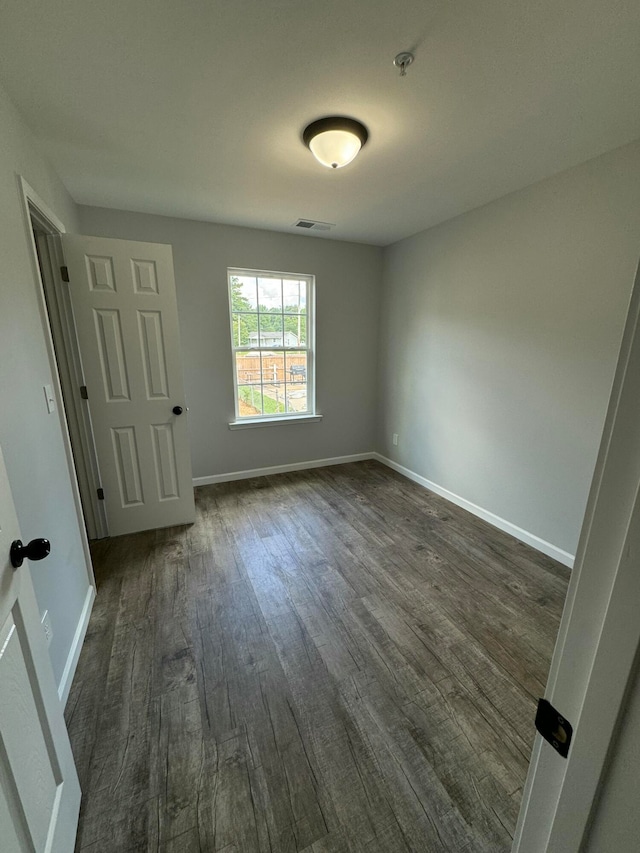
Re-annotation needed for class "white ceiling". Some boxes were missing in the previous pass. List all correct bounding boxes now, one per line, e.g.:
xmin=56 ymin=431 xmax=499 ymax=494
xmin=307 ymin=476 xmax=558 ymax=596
xmin=1 ymin=0 xmax=639 ymax=245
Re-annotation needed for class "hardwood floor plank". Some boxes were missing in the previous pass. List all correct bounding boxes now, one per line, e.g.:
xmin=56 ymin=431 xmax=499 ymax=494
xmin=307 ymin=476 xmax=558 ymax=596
xmin=153 ymin=686 xmax=206 ymax=845
xmin=68 ymin=461 xmax=567 ymax=852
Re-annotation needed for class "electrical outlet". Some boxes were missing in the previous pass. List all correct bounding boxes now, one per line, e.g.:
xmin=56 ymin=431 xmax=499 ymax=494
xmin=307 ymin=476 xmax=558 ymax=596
xmin=392 ymin=433 xmax=399 ymax=446
xmin=41 ymin=610 xmax=53 ymax=647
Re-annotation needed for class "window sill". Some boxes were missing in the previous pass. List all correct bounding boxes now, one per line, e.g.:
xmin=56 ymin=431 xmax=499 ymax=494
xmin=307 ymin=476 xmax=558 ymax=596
xmin=228 ymin=414 xmax=323 ymax=430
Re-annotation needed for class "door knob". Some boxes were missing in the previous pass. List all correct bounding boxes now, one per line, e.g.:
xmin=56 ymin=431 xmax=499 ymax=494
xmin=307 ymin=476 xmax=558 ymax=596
xmin=172 ymin=406 xmax=183 ymax=415
xmin=10 ymin=538 xmax=51 ymax=569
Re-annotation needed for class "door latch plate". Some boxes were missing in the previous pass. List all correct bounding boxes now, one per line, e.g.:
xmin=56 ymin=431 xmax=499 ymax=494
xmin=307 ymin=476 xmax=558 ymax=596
xmin=535 ymin=698 xmax=573 ymax=758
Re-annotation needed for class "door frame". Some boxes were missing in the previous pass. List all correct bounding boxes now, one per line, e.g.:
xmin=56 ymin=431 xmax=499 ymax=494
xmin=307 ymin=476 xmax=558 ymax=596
xmin=33 ymin=231 xmax=108 ymax=541
xmin=19 ymin=176 xmax=107 ymax=542
xmin=514 ymin=252 xmax=640 ymax=850
xmin=17 ymin=176 xmax=97 ymax=589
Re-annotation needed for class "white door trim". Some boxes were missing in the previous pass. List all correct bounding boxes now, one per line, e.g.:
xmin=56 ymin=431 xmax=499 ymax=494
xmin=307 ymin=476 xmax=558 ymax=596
xmin=34 ymin=233 xmax=108 ymax=540
xmin=514 ymin=252 xmax=640 ymax=850
xmin=17 ymin=176 xmax=96 ymax=594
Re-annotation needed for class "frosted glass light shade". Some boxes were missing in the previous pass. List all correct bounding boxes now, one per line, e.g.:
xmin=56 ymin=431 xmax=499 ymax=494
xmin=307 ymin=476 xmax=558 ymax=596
xmin=303 ymin=117 xmax=369 ymax=170
xmin=309 ymin=129 xmax=362 ymax=169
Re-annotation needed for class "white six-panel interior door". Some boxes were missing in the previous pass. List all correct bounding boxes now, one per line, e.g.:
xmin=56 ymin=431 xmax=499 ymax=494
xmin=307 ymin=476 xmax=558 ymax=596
xmin=0 ymin=443 xmax=81 ymax=852
xmin=61 ymin=235 xmax=195 ymax=537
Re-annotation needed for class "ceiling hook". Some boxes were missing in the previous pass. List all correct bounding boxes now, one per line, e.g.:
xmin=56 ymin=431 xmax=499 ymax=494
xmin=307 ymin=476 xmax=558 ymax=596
xmin=393 ymin=51 xmax=415 ymax=78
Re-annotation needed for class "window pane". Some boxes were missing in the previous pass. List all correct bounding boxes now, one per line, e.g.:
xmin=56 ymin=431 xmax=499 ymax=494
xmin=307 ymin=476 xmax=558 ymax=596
xmin=260 ymin=383 xmax=286 ymax=415
xmin=285 ymin=351 xmax=307 ymax=382
xmin=258 ymin=277 xmax=283 ymax=312
xmin=284 ymin=313 xmax=306 ymax=346
xmin=285 ymin=381 xmax=308 ymax=413
xmin=259 ymin=353 xmax=285 ymax=414
xmin=283 ymin=279 xmax=306 ymax=313
xmin=237 ymin=384 xmax=263 ymax=416
xmin=232 ymin=313 xmax=257 ymax=348
xmin=258 ymin=312 xmax=284 ymax=348
xmin=231 ymin=275 xmax=258 ymax=310
xmin=261 ymin=352 xmax=285 ymax=384
xmin=285 ymin=352 xmax=308 ymax=413
xmin=235 ymin=352 xmax=261 ymax=387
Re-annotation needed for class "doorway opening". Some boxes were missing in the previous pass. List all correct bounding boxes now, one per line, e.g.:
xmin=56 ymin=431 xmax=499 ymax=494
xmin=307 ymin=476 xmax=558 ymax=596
xmin=22 ymin=184 xmax=107 ymax=540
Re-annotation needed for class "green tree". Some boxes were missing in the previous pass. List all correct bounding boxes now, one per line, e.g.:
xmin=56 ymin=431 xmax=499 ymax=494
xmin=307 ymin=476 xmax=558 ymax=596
xmin=230 ymin=277 xmax=257 ymax=346
xmin=230 ymin=277 xmax=251 ymax=312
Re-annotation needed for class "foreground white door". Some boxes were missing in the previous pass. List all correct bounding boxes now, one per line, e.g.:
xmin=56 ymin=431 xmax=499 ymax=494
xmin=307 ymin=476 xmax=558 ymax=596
xmin=0 ymin=444 xmax=81 ymax=851
xmin=514 ymin=255 xmax=640 ymax=851
xmin=61 ymin=235 xmax=195 ymax=536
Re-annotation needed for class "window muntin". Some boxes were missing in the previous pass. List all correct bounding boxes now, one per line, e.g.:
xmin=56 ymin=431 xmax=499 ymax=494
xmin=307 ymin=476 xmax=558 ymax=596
xmin=228 ymin=269 xmax=314 ymax=420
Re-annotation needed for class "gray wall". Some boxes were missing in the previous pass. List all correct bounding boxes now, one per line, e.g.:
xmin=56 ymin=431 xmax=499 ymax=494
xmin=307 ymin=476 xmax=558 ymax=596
xmin=0 ymin=83 xmax=91 ymax=687
xmin=378 ymin=140 xmax=640 ymax=558
xmin=78 ymin=207 xmax=382 ymax=478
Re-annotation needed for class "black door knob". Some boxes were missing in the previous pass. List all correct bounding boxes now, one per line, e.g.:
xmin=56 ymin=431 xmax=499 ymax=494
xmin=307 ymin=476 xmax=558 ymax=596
xmin=172 ymin=406 xmax=183 ymax=415
xmin=10 ymin=538 xmax=51 ymax=569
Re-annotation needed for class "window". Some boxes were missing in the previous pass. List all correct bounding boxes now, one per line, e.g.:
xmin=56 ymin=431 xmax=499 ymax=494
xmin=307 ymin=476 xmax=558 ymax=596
xmin=228 ymin=268 xmax=315 ymax=423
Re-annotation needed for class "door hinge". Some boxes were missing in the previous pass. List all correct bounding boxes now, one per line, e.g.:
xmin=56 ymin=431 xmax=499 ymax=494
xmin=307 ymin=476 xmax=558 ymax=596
xmin=97 ymin=488 xmax=105 ymax=501
xmin=60 ymin=265 xmax=69 ymax=282
xmin=535 ymin=699 xmax=573 ymax=758
xmin=80 ymin=385 xmax=89 ymax=400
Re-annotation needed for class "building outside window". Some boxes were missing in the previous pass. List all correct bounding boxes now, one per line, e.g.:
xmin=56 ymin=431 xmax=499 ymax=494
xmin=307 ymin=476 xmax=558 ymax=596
xmin=228 ymin=268 xmax=314 ymax=421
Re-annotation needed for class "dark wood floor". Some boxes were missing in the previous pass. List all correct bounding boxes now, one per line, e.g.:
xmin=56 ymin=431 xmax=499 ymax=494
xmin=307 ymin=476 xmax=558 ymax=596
xmin=65 ymin=461 xmax=569 ymax=853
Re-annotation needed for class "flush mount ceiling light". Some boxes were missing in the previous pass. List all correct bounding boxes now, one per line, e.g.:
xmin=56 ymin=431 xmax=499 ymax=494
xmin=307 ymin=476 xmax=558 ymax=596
xmin=303 ymin=116 xmax=369 ymax=169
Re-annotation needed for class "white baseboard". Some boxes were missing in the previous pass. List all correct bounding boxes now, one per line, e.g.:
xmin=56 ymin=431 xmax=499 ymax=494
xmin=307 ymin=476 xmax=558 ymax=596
xmin=59 ymin=585 xmax=95 ymax=707
xmin=192 ymin=451 xmax=574 ymax=568
xmin=193 ymin=452 xmax=377 ymax=487
xmin=373 ymin=453 xmax=575 ymax=568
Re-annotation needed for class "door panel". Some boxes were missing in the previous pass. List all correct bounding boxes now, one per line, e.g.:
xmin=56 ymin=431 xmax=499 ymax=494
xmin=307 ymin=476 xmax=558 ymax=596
xmin=0 ymin=444 xmax=81 ymax=851
xmin=0 ymin=615 xmax=58 ymax=848
xmin=151 ymin=423 xmax=180 ymax=500
xmin=62 ymin=235 xmax=195 ymax=536
xmin=86 ymin=254 xmax=115 ymax=291
xmin=94 ymin=308 xmax=130 ymax=400
xmin=138 ymin=311 xmax=169 ymax=399
xmin=132 ymin=258 xmax=158 ymax=293
xmin=112 ymin=426 xmax=144 ymax=506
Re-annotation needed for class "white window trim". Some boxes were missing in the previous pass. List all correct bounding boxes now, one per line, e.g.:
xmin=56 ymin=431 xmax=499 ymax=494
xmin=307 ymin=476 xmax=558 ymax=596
xmin=227 ymin=267 xmax=316 ymax=423
xmin=228 ymin=414 xmax=323 ymax=430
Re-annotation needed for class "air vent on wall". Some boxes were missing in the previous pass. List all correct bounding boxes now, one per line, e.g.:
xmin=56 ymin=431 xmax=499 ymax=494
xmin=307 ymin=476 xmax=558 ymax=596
xmin=293 ymin=219 xmax=335 ymax=232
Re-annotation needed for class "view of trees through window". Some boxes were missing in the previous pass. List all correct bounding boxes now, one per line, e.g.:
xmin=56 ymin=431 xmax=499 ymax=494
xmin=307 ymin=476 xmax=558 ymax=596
xmin=228 ymin=271 xmax=313 ymax=419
